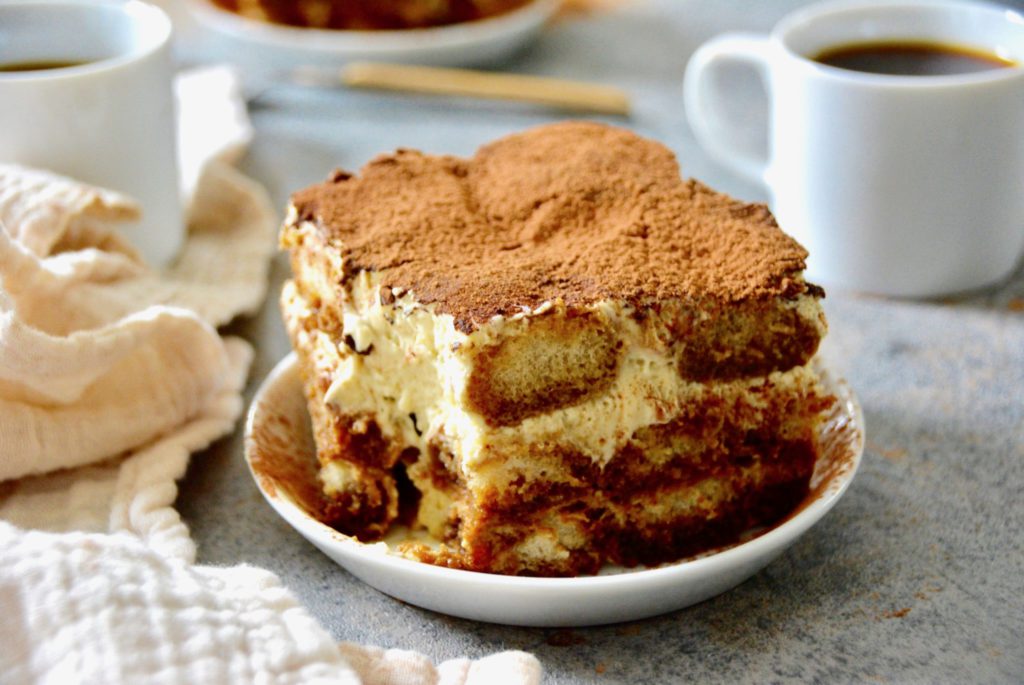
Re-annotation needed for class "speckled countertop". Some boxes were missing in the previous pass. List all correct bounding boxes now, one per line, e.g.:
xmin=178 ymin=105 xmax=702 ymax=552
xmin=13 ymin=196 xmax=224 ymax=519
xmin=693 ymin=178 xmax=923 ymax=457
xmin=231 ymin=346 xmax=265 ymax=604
xmin=173 ymin=1 xmax=1024 ymax=682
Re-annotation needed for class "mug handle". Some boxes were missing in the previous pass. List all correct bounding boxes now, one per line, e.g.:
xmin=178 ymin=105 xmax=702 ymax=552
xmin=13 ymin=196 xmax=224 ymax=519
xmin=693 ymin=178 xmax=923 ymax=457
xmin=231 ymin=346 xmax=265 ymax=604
xmin=683 ymin=33 xmax=773 ymax=186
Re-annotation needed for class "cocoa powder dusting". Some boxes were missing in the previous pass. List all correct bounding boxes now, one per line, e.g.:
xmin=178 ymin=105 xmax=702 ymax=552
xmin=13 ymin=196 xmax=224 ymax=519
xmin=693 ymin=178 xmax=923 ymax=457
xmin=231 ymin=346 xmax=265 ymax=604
xmin=291 ymin=122 xmax=813 ymax=332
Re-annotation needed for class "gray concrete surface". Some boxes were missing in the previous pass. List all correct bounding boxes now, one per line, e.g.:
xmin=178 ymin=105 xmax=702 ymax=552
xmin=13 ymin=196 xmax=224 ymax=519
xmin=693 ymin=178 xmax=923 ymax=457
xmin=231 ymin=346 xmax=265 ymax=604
xmin=176 ymin=2 xmax=1024 ymax=681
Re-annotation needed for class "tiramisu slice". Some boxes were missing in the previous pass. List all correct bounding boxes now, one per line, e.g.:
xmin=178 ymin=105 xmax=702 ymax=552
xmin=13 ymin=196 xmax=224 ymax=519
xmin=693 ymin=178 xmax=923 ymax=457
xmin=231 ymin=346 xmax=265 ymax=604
xmin=280 ymin=122 xmax=831 ymax=576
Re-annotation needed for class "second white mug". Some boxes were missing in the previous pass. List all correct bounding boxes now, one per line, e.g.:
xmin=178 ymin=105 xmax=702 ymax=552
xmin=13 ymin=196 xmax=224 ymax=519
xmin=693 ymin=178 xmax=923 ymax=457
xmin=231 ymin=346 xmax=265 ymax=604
xmin=684 ymin=0 xmax=1024 ymax=297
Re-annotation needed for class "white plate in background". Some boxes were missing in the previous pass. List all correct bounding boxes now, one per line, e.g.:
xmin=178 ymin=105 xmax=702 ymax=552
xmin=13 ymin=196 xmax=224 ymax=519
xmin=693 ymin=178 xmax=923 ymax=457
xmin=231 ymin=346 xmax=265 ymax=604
xmin=182 ymin=0 xmax=558 ymax=69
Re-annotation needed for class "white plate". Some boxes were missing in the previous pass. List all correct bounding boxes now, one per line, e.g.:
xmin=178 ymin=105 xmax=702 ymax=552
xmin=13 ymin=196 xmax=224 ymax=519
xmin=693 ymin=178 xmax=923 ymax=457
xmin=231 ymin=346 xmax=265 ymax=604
xmin=245 ymin=352 xmax=864 ymax=627
xmin=183 ymin=0 xmax=558 ymax=69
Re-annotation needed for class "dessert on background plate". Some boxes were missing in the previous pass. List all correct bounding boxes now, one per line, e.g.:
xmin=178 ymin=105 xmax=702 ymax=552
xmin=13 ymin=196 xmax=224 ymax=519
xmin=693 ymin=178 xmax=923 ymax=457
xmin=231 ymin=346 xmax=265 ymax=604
xmin=279 ymin=122 xmax=834 ymax=577
xmin=209 ymin=0 xmax=534 ymax=30
xmin=184 ymin=0 xmax=557 ymax=69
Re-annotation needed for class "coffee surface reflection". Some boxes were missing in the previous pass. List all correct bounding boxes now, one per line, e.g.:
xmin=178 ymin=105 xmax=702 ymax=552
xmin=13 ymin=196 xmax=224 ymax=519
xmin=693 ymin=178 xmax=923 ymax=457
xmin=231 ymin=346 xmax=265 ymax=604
xmin=814 ymin=41 xmax=1015 ymax=76
xmin=0 ymin=60 xmax=89 ymax=73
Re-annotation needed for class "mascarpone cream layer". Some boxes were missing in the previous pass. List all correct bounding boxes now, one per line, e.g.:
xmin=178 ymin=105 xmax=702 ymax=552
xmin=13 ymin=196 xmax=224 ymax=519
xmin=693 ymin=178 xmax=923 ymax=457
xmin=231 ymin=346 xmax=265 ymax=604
xmin=287 ymin=268 xmax=824 ymax=489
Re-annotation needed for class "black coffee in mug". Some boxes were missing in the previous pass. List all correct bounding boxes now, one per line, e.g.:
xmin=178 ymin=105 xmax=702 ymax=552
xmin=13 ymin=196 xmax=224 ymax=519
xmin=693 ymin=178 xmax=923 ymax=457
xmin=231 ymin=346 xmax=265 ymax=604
xmin=814 ymin=40 xmax=1016 ymax=75
xmin=0 ymin=60 xmax=90 ymax=73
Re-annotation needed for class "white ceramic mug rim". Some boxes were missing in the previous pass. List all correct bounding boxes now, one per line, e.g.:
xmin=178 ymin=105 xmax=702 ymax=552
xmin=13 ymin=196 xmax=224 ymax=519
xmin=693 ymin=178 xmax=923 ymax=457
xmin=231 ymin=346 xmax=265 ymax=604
xmin=0 ymin=0 xmax=172 ymax=82
xmin=772 ymin=0 xmax=1024 ymax=87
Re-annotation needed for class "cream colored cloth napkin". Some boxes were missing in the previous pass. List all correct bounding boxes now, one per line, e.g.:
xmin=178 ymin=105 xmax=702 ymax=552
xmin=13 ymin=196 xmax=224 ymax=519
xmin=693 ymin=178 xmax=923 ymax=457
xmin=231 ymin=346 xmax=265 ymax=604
xmin=0 ymin=67 xmax=541 ymax=685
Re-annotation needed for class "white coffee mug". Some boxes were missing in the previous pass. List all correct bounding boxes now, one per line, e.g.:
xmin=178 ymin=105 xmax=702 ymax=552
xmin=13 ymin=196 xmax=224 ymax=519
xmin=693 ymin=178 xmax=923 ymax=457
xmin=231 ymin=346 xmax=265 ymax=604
xmin=684 ymin=0 xmax=1024 ymax=297
xmin=0 ymin=0 xmax=183 ymax=267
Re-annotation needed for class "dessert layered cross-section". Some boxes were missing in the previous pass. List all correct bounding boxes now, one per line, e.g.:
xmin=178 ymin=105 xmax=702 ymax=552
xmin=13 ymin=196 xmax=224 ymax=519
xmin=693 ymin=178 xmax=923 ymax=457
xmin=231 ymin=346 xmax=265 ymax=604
xmin=280 ymin=122 xmax=832 ymax=576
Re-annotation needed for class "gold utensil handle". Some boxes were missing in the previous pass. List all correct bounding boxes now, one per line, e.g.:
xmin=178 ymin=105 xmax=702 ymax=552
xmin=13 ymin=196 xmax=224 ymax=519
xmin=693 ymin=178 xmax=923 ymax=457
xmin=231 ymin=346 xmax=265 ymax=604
xmin=335 ymin=61 xmax=631 ymax=116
